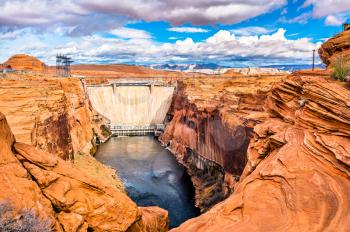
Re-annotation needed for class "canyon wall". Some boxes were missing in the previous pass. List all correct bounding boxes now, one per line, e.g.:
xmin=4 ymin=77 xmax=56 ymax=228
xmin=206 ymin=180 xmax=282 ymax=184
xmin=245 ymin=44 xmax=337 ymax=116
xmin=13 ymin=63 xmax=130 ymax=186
xmin=0 ymin=111 xmax=169 ymax=232
xmin=87 ymin=85 xmax=174 ymax=126
xmin=160 ymin=76 xmax=283 ymax=211
xmin=0 ymin=75 xmax=104 ymax=159
xmin=171 ymin=74 xmax=350 ymax=232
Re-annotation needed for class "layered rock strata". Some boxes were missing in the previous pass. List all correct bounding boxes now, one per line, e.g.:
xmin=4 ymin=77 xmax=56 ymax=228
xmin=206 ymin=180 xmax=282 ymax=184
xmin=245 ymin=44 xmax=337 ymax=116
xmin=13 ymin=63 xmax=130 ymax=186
xmin=0 ymin=112 xmax=169 ymax=232
xmin=319 ymin=29 xmax=350 ymax=66
xmin=171 ymin=74 xmax=350 ymax=232
xmin=4 ymin=54 xmax=47 ymax=72
xmin=0 ymin=75 xmax=104 ymax=159
xmin=160 ymin=76 xmax=283 ymax=211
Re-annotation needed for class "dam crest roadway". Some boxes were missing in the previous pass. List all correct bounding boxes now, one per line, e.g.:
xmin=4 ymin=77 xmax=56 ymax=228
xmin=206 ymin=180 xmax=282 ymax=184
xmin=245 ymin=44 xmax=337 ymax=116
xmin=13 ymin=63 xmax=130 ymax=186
xmin=85 ymin=79 xmax=176 ymax=136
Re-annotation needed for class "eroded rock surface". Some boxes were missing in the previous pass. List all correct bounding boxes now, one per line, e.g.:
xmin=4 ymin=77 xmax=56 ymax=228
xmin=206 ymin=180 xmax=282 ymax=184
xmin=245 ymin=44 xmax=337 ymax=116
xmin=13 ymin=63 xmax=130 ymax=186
xmin=319 ymin=29 xmax=350 ymax=66
xmin=171 ymin=74 xmax=350 ymax=232
xmin=0 ymin=112 xmax=169 ymax=232
xmin=14 ymin=142 xmax=140 ymax=232
xmin=4 ymin=54 xmax=47 ymax=72
xmin=0 ymin=75 xmax=100 ymax=159
xmin=0 ymin=112 xmax=57 ymax=229
xmin=160 ymin=76 xmax=283 ymax=211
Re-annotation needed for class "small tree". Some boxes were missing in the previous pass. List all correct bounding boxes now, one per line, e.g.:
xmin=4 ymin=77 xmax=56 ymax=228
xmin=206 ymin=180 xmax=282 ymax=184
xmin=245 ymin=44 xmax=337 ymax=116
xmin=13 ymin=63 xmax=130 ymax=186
xmin=331 ymin=55 xmax=350 ymax=81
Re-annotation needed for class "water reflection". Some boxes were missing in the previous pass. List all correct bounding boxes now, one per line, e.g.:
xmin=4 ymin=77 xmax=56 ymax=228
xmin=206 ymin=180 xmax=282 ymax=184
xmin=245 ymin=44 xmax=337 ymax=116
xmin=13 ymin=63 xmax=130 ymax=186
xmin=95 ymin=136 xmax=200 ymax=228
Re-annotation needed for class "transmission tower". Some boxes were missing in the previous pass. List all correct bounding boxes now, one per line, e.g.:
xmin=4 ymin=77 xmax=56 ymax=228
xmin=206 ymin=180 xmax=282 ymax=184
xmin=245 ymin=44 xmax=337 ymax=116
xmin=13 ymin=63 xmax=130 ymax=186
xmin=56 ymin=54 xmax=73 ymax=77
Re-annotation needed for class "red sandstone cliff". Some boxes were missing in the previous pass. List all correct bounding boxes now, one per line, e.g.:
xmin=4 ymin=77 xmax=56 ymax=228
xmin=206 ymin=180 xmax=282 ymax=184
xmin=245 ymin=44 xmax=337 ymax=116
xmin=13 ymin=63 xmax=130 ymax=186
xmin=0 ymin=112 xmax=169 ymax=232
xmin=0 ymin=75 xmax=105 ymax=160
xmin=160 ymin=76 xmax=283 ymax=211
xmin=171 ymin=74 xmax=350 ymax=232
xmin=319 ymin=29 xmax=350 ymax=66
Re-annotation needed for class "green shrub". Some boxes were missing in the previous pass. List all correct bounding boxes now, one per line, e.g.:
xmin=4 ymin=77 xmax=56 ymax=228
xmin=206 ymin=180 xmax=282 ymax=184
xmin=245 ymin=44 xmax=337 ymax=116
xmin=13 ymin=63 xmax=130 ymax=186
xmin=331 ymin=55 xmax=350 ymax=81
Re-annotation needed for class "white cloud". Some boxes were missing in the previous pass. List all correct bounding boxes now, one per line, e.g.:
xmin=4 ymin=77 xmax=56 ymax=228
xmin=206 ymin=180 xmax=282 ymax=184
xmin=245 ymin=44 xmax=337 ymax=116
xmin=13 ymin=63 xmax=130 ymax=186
xmin=110 ymin=27 xmax=152 ymax=39
xmin=325 ymin=15 xmax=345 ymax=26
xmin=0 ymin=0 xmax=87 ymax=27
xmin=303 ymin=0 xmax=350 ymax=18
xmin=302 ymin=0 xmax=350 ymax=27
xmin=230 ymin=27 xmax=274 ymax=36
xmin=0 ymin=28 xmax=321 ymax=66
xmin=168 ymin=27 xmax=209 ymax=33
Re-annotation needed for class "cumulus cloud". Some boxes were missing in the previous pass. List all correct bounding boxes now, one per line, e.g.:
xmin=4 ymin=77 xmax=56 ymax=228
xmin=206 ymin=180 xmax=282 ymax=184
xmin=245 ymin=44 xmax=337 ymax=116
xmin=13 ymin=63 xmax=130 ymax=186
xmin=0 ymin=27 xmax=321 ymax=66
xmin=0 ymin=0 xmax=287 ymax=32
xmin=168 ymin=27 xmax=209 ymax=33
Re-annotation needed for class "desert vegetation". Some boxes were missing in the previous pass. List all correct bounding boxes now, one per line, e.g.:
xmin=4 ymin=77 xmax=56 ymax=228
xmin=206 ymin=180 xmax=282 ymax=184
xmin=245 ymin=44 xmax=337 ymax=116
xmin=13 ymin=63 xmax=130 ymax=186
xmin=331 ymin=55 xmax=350 ymax=81
xmin=0 ymin=201 xmax=53 ymax=232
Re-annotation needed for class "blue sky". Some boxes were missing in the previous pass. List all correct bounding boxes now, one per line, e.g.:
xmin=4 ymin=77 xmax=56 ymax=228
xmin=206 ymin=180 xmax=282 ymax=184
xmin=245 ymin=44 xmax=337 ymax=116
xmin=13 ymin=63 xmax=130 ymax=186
xmin=0 ymin=0 xmax=349 ymax=67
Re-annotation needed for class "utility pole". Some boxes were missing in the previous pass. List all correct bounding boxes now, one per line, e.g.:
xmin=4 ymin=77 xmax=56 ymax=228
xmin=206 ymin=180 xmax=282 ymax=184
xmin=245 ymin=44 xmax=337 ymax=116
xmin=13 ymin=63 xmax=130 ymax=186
xmin=312 ymin=49 xmax=315 ymax=71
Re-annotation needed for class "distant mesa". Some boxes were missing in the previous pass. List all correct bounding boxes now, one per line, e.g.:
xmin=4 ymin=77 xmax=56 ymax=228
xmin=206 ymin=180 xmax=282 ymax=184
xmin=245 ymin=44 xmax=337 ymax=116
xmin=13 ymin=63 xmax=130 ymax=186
xmin=3 ymin=54 xmax=47 ymax=73
xmin=319 ymin=23 xmax=350 ymax=66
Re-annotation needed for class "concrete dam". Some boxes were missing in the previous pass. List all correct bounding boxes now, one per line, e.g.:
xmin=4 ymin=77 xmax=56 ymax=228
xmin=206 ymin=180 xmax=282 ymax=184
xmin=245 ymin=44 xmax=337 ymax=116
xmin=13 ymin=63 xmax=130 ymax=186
xmin=86 ymin=80 xmax=176 ymax=135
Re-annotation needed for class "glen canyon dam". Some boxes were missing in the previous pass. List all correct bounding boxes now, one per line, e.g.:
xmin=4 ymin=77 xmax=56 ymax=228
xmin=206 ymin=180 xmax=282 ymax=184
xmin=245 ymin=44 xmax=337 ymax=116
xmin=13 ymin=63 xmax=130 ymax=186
xmin=0 ymin=1 xmax=350 ymax=232
xmin=86 ymin=80 xmax=175 ymax=134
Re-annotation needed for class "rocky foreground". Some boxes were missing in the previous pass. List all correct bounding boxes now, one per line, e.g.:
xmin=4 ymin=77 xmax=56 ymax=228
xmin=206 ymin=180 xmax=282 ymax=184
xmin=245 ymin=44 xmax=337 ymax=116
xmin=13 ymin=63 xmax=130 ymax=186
xmin=170 ymin=73 xmax=350 ymax=231
xmin=0 ymin=112 xmax=168 ymax=231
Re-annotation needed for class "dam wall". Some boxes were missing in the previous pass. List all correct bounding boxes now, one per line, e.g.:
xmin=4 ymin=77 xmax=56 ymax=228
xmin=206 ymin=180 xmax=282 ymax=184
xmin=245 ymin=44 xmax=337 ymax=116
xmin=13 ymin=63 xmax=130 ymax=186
xmin=86 ymin=83 xmax=175 ymax=129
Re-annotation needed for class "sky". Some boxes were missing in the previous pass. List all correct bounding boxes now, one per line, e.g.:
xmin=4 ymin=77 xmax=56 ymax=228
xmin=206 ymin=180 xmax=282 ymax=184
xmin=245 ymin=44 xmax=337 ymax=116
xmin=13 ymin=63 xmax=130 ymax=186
xmin=0 ymin=0 xmax=350 ymax=67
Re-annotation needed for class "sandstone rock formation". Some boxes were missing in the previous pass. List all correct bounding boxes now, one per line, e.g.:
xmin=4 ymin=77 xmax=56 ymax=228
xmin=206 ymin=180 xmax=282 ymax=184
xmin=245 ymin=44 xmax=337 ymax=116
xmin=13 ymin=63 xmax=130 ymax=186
xmin=160 ymin=76 xmax=283 ymax=211
xmin=0 ymin=111 xmax=169 ymax=232
xmin=319 ymin=29 xmax=350 ymax=66
xmin=4 ymin=54 xmax=47 ymax=72
xmin=0 ymin=75 xmax=100 ymax=159
xmin=171 ymin=74 xmax=350 ymax=232
xmin=0 ymin=113 xmax=57 ymax=229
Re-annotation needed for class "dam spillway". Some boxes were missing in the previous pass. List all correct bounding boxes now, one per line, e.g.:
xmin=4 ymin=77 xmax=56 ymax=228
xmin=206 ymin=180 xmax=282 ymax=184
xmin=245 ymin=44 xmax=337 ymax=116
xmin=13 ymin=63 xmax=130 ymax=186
xmin=86 ymin=80 xmax=175 ymax=135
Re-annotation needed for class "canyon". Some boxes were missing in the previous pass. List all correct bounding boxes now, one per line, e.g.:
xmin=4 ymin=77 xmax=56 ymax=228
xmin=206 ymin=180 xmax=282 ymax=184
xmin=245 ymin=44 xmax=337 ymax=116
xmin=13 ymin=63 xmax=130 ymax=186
xmin=160 ymin=76 xmax=283 ymax=211
xmin=171 ymin=72 xmax=350 ymax=232
xmin=0 ymin=27 xmax=349 ymax=231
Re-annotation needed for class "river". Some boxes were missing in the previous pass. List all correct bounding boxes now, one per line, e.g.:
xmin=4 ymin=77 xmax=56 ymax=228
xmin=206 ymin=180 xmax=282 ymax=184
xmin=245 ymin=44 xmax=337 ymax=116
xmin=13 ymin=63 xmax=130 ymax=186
xmin=95 ymin=136 xmax=200 ymax=228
